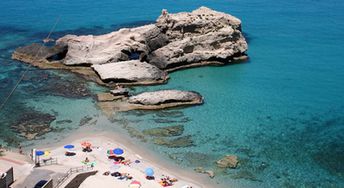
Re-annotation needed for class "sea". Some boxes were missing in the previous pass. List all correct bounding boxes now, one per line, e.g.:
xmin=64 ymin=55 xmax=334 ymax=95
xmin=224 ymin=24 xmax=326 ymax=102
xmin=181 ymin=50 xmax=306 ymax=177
xmin=0 ymin=0 xmax=343 ymax=187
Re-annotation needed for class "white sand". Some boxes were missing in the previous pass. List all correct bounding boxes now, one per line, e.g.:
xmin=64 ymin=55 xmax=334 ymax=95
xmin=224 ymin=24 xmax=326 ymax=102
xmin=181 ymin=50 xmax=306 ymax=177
xmin=2 ymin=131 xmax=216 ymax=188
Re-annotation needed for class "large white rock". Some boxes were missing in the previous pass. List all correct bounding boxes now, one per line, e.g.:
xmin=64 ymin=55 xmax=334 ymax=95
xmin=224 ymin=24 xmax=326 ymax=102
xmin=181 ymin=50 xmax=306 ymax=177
xmin=156 ymin=6 xmax=243 ymax=41
xmin=57 ymin=25 xmax=157 ymax=65
xmin=128 ymin=90 xmax=203 ymax=105
xmin=147 ymin=7 xmax=248 ymax=70
xmin=92 ymin=60 xmax=167 ymax=84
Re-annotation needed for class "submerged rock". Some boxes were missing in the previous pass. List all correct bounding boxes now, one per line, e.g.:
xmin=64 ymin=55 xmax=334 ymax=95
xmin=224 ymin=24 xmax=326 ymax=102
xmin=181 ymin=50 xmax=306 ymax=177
xmin=79 ymin=116 xmax=93 ymax=126
xmin=217 ymin=155 xmax=239 ymax=168
xmin=38 ymin=80 xmax=91 ymax=98
xmin=96 ymin=93 xmax=118 ymax=102
xmin=56 ymin=119 xmax=73 ymax=124
xmin=153 ymin=135 xmax=194 ymax=148
xmin=128 ymin=90 xmax=203 ymax=107
xmin=142 ymin=125 xmax=184 ymax=137
xmin=92 ymin=60 xmax=168 ymax=85
xmin=230 ymin=170 xmax=260 ymax=181
xmin=11 ymin=111 xmax=56 ymax=140
xmin=194 ymin=167 xmax=215 ymax=178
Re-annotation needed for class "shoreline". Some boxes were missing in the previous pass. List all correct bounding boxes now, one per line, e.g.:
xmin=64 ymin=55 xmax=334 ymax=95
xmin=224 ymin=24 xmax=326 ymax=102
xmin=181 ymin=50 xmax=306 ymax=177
xmin=4 ymin=125 xmax=221 ymax=188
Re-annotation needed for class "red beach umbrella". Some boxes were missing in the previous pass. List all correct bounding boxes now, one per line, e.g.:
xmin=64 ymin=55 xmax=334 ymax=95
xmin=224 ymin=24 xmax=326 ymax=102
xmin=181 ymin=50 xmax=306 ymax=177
xmin=81 ymin=141 xmax=91 ymax=147
xmin=129 ymin=180 xmax=141 ymax=188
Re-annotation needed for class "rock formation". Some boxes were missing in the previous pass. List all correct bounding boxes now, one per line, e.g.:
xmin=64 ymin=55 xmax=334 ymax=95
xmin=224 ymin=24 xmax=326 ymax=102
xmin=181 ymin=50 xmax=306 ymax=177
xmin=148 ymin=7 xmax=248 ymax=71
xmin=56 ymin=25 xmax=157 ymax=65
xmin=12 ymin=7 xmax=248 ymax=114
xmin=110 ymin=88 xmax=129 ymax=96
xmin=97 ymin=90 xmax=203 ymax=112
xmin=128 ymin=90 xmax=203 ymax=106
xmin=194 ymin=167 xmax=215 ymax=179
xmin=13 ymin=6 xmax=248 ymax=79
xmin=216 ymin=155 xmax=239 ymax=168
xmin=92 ymin=60 xmax=168 ymax=84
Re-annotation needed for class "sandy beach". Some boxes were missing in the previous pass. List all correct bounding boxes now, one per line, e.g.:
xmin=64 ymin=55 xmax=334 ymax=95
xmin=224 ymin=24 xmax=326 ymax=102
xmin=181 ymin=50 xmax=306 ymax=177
xmin=0 ymin=127 xmax=216 ymax=188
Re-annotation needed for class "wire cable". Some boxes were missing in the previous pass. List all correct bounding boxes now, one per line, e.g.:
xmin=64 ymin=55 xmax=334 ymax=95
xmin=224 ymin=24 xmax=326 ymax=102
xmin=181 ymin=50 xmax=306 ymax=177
xmin=0 ymin=16 xmax=61 ymax=112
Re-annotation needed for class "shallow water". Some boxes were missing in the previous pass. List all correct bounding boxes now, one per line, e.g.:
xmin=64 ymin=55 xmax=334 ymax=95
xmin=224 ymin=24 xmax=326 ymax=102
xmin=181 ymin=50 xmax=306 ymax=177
xmin=0 ymin=0 xmax=343 ymax=187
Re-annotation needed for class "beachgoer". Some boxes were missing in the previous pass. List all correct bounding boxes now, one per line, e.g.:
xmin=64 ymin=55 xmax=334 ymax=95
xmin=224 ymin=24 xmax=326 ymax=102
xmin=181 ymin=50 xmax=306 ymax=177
xmin=19 ymin=145 xmax=23 ymax=154
xmin=0 ymin=172 xmax=6 ymax=179
xmin=85 ymin=157 xmax=89 ymax=163
xmin=162 ymin=9 xmax=168 ymax=16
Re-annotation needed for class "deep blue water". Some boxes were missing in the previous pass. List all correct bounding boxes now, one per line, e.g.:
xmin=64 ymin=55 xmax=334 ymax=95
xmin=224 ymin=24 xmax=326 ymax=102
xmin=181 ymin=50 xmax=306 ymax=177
xmin=0 ymin=0 xmax=344 ymax=187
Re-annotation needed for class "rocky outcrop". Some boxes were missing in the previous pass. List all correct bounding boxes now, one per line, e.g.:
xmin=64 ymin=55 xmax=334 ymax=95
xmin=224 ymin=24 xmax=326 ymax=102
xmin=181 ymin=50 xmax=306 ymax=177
xmin=97 ymin=89 xmax=204 ymax=112
xmin=216 ymin=155 xmax=239 ymax=168
xmin=92 ymin=60 xmax=168 ymax=85
xmin=56 ymin=25 xmax=157 ymax=65
xmin=13 ymin=7 xmax=247 ymax=85
xmin=12 ymin=7 xmax=248 ymax=114
xmin=156 ymin=7 xmax=242 ymax=40
xmin=13 ymin=43 xmax=67 ymax=62
xmin=12 ymin=43 xmax=109 ymax=87
xmin=128 ymin=90 xmax=203 ymax=106
xmin=147 ymin=7 xmax=248 ymax=71
xmin=110 ymin=88 xmax=129 ymax=96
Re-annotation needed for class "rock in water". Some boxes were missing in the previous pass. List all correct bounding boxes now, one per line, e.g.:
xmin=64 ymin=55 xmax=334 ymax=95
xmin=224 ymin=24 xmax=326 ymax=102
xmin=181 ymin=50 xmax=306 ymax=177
xmin=13 ymin=43 xmax=67 ymax=62
xmin=153 ymin=135 xmax=194 ymax=148
xmin=128 ymin=90 xmax=203 ymax=106
xmin=92 ymin=60 xmax=168 ymax=85
xmin=57 ymin=25 xmax=157 ymax=65
xmin=217 ymin=155 xmax=239 ymax=168
xmin=147 ymin=6 xmax=248 ymax=71
xmin=96 ymin=93 xmax=117 ymax=102
xmin=11 ymin=111 xmax=56 ymax=140
xmin=110 ymin=88 xmax=129 ymax=96
xmin=142 ymin=125 xmax=184 ymax=137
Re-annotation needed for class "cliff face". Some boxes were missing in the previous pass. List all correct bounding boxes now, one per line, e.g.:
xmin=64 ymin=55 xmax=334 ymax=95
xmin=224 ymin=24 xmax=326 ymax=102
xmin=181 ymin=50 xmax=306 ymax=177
xmin=148 ymin=7 xmax=247 ymax=71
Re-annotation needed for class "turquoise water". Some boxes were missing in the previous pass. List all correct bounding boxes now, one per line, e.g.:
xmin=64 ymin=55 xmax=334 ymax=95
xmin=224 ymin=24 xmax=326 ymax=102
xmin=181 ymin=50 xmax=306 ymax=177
xmin=0 ymin=0 xmax=344 ymax=187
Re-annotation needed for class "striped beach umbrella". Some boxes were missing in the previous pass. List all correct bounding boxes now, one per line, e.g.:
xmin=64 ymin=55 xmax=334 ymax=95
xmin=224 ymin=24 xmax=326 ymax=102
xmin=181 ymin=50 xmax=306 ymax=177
xmin=129 ymin=180 xmax=141 ymax=188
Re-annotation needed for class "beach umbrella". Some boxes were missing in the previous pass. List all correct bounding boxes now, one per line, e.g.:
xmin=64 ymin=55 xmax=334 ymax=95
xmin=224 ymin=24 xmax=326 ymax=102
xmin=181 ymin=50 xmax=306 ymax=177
xmin=113 ymin=148 xmax=124 ymax=155
xmin=35 ymin=150 xmax=45 ymax=156
xmin=81 ymin=141 xmax=91 ymax=148
xmin=44 ymin=151 xmax=50 ymax=156
xmin=107 ymin=149 xmax=114 ymax=155
xmin=35 ymin=150 xmax=45 ymax=164
xmin=64 ymin=144 xmax=75 ymax=149
xmin=129 ymin=180 xmax=141 ymax=188
xmin=145 ymin=167 xmax=154 ymax=176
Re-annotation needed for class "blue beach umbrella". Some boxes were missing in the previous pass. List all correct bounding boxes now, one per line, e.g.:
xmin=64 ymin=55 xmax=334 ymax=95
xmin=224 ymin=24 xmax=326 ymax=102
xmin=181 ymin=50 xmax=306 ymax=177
xmin=145 ymin=167 xmax=154 ymax=176
xmin=35 ymin=150 xmax=45 ymax=156
xmin=113 ymin=148 xmax=124 ymax=155
xmin=64 ymin=144 xmax=75 ymax=149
